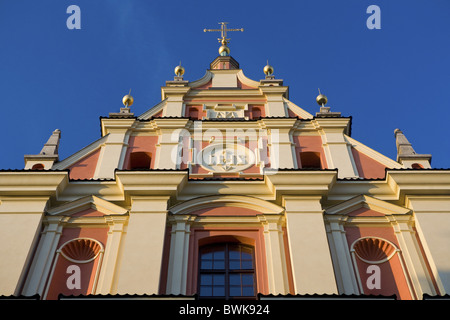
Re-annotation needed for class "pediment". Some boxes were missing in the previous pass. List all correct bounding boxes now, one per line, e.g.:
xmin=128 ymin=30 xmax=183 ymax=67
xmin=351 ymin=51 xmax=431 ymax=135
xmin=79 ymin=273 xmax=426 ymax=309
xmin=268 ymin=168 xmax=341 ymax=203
xmin=46 ymin=195 xmax=128 ymax=217
xmin=169 ymin=195 xmax=284 ymax=215
xmin=325 ymin=195 xmax=411 ymax=216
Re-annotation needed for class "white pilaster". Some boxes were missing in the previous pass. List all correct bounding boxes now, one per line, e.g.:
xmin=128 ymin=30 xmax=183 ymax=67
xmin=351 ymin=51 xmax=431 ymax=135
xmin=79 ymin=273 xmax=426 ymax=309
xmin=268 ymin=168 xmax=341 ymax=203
xmin=153 ymin=119 xmax=190 ymax=170
xmin=96 ymin=215 xmax=128 ymax=294
xmin=166 ymin=215 xmax=193 ymax=295
xmin=315 ymin=118 xmax=359 ymax=179
xmin=262 ymin=215 xmax=290 ymax=294
xmin=21 ymin=215 xmax=64 ymax=296
xmin=390 ymin=214 xmax=433 ymax=299
xmin=324 ymin=215 xmax=359 ymax=294
xmin=263 ymin=119 xmax=297 ymax=169
xmin=94 ymin=130 xmax=130 ymax=179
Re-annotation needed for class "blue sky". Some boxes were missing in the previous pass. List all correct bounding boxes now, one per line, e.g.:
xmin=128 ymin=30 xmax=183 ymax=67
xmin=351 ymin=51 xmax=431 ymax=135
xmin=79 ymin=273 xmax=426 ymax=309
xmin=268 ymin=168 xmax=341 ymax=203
xmin=0 ymin=0 xmax=449 ymax=170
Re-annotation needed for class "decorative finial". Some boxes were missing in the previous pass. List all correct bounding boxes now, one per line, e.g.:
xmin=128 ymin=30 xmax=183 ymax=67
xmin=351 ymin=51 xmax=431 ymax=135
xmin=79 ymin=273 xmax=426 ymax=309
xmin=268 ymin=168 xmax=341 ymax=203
xmin=218 ymin=45 xmax=230 ymax=56
xmin=204 ymin=22 xmax=244 ymax=56
xmin=122 ymin=89 xmax=134 ymax=107
xmin=316 ymin=88 xmax=328 ymax=106
xmin=264 ymin=60 xmax=274 ymax=76
xmin=174 ymin=61 xmax=185 ymax=77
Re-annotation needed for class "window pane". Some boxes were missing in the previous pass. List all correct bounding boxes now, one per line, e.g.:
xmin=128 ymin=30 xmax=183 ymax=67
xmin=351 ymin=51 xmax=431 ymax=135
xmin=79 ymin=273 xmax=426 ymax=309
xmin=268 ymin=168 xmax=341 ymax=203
xmin=242 ymin=286 xmax=254 ymax=296
xmin=213 ymin=259 xmax=224 ymax=269
xmin=213 ymin=274 xmax=225 ymax=285
xmin=230 ymin=285 xmax=241 ymax=296
xmin=201 ymin=259 xmax=212 ymax=269
xmin=241 ymin=247 xmax=252 ymax=258
xmin=200 ymin=274 xmax=212 ymax=285
xmin=200 ymin=285 xmax=212 ymax=296
xmin=229 ymin=247 xmax=240 ymax=260
xmin=213 ymin=286 xmax=225 ymax=296
xmin=242 ymin=274 xmax=253 ymax=285
xmin=202 ymin=252 xmax=213 ymax=259
xmin=213 ymin=250 xmax=225 ymax=259
xmin=241 ymin=259 xmax=253 ymax=269
xmin=229 ymin=259 xmax=240 ymax=269
xmin=229 ymin=274 xmax=240 ymax=285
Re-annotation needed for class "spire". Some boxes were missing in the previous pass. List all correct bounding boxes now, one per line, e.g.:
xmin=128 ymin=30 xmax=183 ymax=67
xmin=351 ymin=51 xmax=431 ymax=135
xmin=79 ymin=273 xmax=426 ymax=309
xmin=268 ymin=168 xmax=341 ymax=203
xmin=394 ymin=129 xmax=431 ymax=168
xmin=24 ymin=129 xmax=61 ymax=169
xmin=39 ymin=129 xmax=61 ymax=157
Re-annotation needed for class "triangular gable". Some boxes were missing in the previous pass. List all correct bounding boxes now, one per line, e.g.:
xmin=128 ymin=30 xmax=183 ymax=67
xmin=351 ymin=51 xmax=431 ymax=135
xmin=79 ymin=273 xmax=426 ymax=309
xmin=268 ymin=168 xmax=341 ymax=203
xmin=345 ymin=135 xmax=403 ymax=169
xmin=325 ymin=194 xmax=411 ymax=216
xmin=52 ymin=134 xmax=108 ymax=171
xmin=46 ymin=195 xmax=128 ymax=217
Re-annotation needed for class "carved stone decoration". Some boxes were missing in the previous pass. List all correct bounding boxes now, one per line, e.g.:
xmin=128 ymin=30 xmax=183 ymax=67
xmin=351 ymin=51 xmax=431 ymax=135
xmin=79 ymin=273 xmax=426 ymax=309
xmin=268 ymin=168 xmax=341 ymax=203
xmin=60 ymin=238 xmax=103 ymax=264
xmin=353 ymin=237 xmax=397 ymax=264
xmin=197 ymin=143 xmax=256 ymax=173
xmin=204 ymin=104 xmax=248 ymax=119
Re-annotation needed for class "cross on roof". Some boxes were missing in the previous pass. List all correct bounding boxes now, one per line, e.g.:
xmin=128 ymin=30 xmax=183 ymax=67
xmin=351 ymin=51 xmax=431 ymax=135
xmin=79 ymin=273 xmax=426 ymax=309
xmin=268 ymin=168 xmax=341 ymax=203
xmin=204 ymin=22 xmax=244 ymax=46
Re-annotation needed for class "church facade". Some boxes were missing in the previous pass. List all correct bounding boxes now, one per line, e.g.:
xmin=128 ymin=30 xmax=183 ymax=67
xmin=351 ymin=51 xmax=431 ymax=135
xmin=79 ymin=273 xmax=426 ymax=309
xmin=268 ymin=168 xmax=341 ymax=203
xmin=1 ymin=29 xmax=449 ymax=300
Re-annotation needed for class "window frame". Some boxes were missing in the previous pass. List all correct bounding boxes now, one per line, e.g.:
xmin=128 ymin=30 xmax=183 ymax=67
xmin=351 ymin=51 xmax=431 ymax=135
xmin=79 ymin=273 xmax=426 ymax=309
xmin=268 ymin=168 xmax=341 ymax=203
xmin=198 ymin=243 xmax=257 ymax=300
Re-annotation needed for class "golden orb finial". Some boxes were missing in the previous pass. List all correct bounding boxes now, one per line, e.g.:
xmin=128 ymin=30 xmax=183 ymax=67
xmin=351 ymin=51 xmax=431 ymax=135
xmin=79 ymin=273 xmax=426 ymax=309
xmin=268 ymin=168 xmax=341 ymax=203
xmin=316 ymin=88 xmax=327 ymax=106
xmin=219 ymin=45 xmax=230 ymax=56
xmin=264 ymin=60 xmax=274 ymax=76
xmin=174 ymin=62 xmax=185 ymax=77
xmin=122 ymin=89 xmax=134 ymax=107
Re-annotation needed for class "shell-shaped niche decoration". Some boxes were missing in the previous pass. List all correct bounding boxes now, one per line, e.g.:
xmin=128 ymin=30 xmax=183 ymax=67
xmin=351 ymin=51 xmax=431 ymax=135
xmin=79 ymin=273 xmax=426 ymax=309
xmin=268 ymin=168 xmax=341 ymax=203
xmin=353 ymin=237 xmax=397 ymax=264
xmin=60 ymin=238 xmax=103 ymax=263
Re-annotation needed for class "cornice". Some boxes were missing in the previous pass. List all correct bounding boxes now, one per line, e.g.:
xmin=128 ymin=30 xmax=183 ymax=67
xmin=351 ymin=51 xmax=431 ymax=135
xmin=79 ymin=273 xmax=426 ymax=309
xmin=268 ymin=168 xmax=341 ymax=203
xmin=0 ymin=170 xmax=69 ymax=197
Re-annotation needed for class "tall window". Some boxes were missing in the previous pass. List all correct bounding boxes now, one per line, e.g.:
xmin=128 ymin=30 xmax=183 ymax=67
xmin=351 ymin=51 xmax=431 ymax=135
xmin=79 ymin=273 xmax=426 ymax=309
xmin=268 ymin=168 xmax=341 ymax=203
xmin=198 ymin=243 xmax=256 ymax=299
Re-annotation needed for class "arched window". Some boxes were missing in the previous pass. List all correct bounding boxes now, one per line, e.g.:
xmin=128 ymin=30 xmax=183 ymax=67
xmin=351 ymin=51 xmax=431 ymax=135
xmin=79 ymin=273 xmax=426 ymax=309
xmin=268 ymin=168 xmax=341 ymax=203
xmin=129 ymin=152 xmax=152 ymax=170
xmin=411 ymin=163 xmax=424 ymax=169
xmin=198 ymin=243 xmax=256 ymax=299
xmin=32 ymin=163 xmax=45 ymax=170
xmin=300 ymin=151 xmax=321 ymax=169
